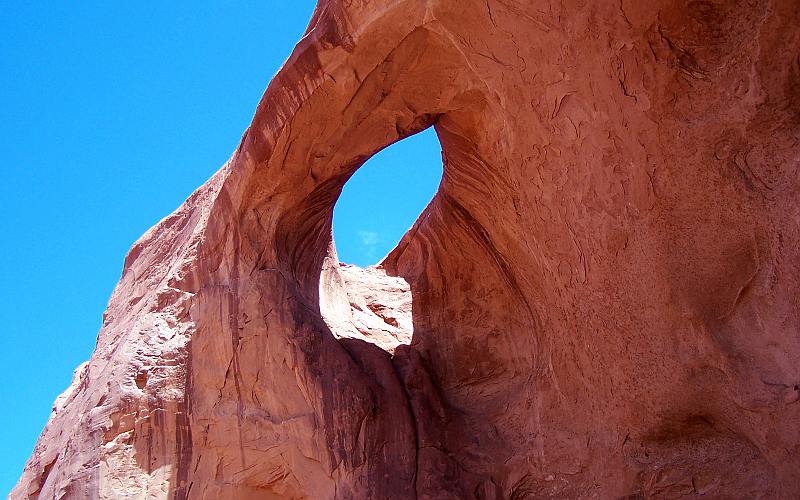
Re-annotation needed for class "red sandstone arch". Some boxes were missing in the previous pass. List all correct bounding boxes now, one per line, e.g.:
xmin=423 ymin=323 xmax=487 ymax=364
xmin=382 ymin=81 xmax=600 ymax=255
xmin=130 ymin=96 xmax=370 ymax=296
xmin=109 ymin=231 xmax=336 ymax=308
xmin=14 ymin=1 xmax=800 ymax=498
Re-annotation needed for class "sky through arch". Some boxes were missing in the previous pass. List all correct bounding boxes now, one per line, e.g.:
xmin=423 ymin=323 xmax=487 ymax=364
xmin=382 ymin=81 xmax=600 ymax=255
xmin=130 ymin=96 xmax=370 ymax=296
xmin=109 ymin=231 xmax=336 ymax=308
xmin=333 ymin=128 xmax=443 ymax=267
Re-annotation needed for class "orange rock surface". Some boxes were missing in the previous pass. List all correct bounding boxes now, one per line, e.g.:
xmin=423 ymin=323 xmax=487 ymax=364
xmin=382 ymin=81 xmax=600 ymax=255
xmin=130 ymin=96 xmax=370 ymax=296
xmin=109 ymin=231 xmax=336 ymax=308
xmin=13 ymin=0 xmax=800 ymax=498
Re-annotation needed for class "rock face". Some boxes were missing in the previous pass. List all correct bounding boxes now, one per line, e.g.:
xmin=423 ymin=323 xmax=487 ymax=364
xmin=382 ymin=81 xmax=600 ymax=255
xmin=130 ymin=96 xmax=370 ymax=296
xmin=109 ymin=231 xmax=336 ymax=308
xmin=13 ymin=0 xmax=800 ymax=498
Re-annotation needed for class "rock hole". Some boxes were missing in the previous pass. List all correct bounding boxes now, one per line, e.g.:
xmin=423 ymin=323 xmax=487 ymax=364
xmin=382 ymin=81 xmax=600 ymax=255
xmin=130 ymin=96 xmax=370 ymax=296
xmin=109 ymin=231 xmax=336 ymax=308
xmin=135 ymin=369 xmax=149 ymax=390
xmin=321 ymin=127 xmax=443 ymax=353
xmin=332 ymin=126 xmax=443 ymax=266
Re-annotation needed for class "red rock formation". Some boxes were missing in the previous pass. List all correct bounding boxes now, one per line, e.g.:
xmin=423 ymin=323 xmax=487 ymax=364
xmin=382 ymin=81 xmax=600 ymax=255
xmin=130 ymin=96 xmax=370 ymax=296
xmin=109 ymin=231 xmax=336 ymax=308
xmin=13 ymin=0 xmax=800 ymax=498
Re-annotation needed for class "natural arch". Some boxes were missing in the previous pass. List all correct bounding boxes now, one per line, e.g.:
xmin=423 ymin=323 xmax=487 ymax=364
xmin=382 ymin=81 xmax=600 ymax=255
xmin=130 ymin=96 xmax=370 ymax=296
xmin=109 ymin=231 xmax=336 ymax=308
xmin=13 ymin=1 xmax=800 ymax=499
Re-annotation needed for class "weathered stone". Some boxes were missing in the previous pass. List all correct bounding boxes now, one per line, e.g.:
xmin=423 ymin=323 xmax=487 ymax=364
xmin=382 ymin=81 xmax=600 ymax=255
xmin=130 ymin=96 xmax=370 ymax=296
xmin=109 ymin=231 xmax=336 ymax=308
xmin=13 ymin=0 xmax=800 ymax=498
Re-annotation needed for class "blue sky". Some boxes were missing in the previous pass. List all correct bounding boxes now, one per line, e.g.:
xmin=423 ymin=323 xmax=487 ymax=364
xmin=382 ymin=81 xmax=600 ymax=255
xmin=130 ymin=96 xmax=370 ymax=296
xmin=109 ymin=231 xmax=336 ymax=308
xmin=0 ymin=2 xmax=441 ymax=494
xmin=334 ymin=130 xmax=442 ymax=264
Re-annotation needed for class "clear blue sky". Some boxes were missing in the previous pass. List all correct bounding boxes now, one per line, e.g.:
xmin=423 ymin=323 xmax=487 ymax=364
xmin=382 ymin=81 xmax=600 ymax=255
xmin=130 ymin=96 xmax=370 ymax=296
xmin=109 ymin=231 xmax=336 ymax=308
xmin=0 ymin=2 xmax=441 ymax=494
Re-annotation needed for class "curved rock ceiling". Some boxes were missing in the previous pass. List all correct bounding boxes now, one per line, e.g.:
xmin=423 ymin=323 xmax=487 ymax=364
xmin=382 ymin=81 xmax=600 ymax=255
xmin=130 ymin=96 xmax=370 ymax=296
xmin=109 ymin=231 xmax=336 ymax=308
xmin=13 ymin=0 xmax=800 ymax=498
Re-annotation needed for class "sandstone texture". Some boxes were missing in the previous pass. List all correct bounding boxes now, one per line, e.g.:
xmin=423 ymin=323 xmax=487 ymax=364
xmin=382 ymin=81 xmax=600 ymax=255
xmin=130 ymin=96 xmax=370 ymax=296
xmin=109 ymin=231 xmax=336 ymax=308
xmin=13 ymin=0 xmax=800 ymax=498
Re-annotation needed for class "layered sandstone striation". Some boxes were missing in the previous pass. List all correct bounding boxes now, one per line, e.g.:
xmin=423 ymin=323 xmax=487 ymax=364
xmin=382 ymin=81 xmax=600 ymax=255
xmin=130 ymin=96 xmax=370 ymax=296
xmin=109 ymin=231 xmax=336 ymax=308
xmin=13 ymin=0 xmax=800 ymax=498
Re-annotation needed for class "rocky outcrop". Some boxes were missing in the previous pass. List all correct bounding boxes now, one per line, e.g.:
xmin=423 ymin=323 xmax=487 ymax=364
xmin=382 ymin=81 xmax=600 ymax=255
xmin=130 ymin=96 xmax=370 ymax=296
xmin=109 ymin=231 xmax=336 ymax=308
xmin=13 ymin=0 xmax=800 ymax=498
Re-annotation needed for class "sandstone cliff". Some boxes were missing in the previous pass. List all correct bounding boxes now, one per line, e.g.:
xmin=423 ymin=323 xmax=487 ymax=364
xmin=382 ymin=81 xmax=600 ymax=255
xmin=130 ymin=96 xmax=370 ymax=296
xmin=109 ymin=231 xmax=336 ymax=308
xmin=13 ymin=0 xmax=800 ymax=498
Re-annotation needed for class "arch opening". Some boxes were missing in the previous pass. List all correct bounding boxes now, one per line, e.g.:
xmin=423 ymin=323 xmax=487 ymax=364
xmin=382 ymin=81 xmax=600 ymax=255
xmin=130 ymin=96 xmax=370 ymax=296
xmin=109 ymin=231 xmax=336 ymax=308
xmin=331 ymin=126 xmax=443 ymax=267
xmin=319 ymin=126 xmax=443 ymax=353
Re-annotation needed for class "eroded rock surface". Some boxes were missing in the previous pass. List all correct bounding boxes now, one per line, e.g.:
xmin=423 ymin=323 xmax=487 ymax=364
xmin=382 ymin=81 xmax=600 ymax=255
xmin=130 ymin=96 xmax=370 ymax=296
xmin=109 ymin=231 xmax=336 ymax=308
xmin=13 ymin=0 xmax=800 ymax=498
xmin=320 ymin=260 xmax=414 ymax=353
